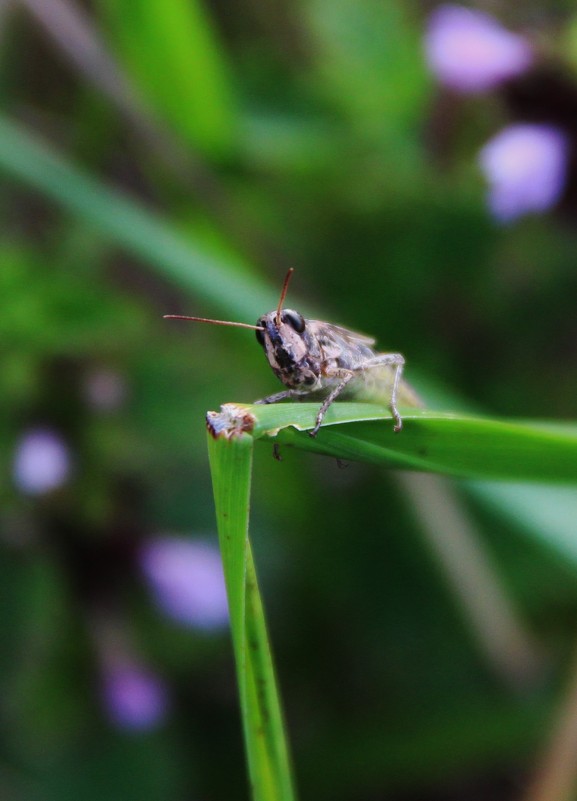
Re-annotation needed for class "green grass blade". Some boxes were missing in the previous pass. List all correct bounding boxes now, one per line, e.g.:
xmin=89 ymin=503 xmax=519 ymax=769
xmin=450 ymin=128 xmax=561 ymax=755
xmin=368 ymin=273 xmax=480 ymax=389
xmin=245 ymin=543 xmax=296 ymax=801
xmin=0 ymin=114 xmax=276 ymax=319
xmin=99 ymin=0 xmax=235 ymax=155
xmin=212 ymin=403 xmax=577 ymax=484
xmin=207 ymin=431 xmax=296 ymax=801
xmin=207 ymin=432 xmax=252 ymax=656
xmin=467 ymin=481 xmax=577 ymax=570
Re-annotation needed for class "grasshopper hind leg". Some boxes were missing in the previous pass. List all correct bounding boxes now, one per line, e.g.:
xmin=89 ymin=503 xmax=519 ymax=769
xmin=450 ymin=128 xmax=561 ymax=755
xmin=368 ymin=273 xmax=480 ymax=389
xmin=363 ymin=353 xmax=405 ymax=432
xmin=310 ymin=353 xmax=405 ymax=438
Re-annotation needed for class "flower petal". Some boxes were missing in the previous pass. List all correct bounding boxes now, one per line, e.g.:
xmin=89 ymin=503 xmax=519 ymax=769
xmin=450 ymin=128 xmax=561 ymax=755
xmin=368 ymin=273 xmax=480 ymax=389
xmin=140 ymin=537 xmax=229 ymax=630
xmin=101 ymin=663 xmax=169 ymax=731
xmin=13 ymin=428 xmax=72 ymax=495
xmin=479 ymin=124 xmax=569 ymax=222
xmin=425 ymin=5 xmax=533 ymax=93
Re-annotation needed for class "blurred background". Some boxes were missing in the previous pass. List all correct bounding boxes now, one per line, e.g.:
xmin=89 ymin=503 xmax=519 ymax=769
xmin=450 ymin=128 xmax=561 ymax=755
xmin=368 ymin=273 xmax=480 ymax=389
xmin=2 ymin=1 xmax=577 ymax=799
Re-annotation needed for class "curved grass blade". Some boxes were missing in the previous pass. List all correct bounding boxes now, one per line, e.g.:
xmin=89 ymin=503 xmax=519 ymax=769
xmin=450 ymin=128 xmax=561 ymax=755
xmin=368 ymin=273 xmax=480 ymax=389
xmin=237 ymin=403 xmax=577 ymax=484
xmin=207 ymin=430 xmax=296 ymax=801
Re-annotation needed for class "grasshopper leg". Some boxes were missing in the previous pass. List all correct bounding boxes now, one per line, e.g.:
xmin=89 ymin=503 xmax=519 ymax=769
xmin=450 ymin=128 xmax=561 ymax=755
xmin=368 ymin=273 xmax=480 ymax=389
xmin=254 ymin=389 xmax=308 ymax=405
xmin=310 ymin=370 xmax=355 ymax=437
xmin=361 ymin=353 xmax=405 ymax=432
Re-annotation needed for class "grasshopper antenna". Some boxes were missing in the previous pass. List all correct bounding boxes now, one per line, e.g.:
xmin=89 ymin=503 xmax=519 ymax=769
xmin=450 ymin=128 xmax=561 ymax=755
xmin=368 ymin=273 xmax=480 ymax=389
xmin=275 ymin=268 xmax=294 ymax=325
xmin=163 ymin=315 xmax=264 ymax=331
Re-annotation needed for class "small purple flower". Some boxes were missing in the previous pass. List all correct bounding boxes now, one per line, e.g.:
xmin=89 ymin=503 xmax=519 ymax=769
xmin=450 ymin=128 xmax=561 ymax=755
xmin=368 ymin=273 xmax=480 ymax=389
xmin=140 ymin=537 xmax=229 ymax=630
xmin=12 ymin=428 xmax=72 ymax=495
xmin=101 ymin=663 xmax=169 ymax=731
xmin=479 ymin=124 xmax=569 ymax=222
xmin=425 ymin=5 xmax=533 ymax=93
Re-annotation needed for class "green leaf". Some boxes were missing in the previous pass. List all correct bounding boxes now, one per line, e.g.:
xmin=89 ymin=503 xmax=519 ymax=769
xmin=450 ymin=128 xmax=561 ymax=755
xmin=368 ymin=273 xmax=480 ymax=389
xmin=210 ymin=403 xmax=577 ymax=484
xmin=207 ymin=431 xmax=296 ymax=801
xmin=0 ymin=114 xmax=276 ymax=319
xmin=467 ymin=481 xmax=577 ymax=570
xmin=99 ymin=0 xmax=236 ymax=156
xmin=308 ymin=1 xmax=427 ymax=144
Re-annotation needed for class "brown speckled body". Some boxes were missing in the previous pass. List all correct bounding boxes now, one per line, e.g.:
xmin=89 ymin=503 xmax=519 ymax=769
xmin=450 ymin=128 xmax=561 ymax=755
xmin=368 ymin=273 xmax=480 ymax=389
xmin=164 ymin=270 xmax=419 ymax=438
xmin=254 ymin=308 xmax=420 ymax=436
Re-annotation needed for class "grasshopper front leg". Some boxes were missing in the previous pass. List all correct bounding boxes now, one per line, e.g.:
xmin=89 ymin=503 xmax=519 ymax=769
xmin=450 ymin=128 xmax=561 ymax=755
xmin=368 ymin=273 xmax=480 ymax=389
xmin=254 ymin=389 xmax=311 ymax=405
xmin=310 ymin=370 xmax=355 ymax=437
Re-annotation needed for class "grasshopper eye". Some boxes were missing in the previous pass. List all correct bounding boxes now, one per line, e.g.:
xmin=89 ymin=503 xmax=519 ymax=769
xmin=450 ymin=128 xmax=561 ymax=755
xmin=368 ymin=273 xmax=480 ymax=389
xmin=281 ymin=310 xmax=305 ymax=333
xmin=255 ymin=320 xmax=266 ymax=347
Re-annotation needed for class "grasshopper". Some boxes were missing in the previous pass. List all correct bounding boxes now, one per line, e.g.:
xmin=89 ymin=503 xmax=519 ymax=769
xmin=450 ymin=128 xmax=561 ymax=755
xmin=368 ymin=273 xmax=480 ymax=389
xmin=165 ymin=269 xmax=419 ymax=437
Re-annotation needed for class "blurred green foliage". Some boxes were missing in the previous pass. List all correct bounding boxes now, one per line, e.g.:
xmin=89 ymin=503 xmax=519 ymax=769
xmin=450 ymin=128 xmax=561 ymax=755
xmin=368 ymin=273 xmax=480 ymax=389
xmin=2 ymin=1 xmax=577 ymax=800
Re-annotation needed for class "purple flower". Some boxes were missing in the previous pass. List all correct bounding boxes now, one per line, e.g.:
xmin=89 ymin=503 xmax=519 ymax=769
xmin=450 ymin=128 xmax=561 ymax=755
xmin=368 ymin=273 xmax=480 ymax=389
xmin=140 ymin=537 xmax=229 ymax=630
xmin=101 ymin=663 xmax=169 ymax=731
xmin=425 ymin=5 xmax=533 ymax=93
xmin=479 ymin=124 xmax=569 ymax=222
xmin=12 ymin=428 xmax=72 ymax=495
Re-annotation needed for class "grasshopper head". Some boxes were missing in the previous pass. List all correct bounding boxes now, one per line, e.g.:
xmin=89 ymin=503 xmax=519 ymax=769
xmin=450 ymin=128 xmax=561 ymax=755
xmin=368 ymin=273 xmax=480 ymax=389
xmin=254 ymin=268 xmax=321 ymax=389
xmin=255 ymin=309 xmax=319 ymax=388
